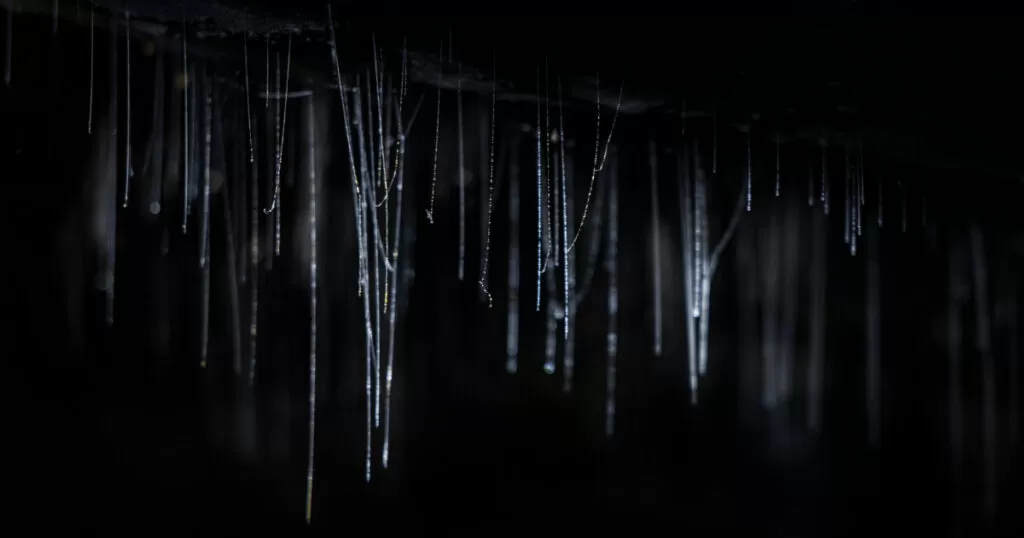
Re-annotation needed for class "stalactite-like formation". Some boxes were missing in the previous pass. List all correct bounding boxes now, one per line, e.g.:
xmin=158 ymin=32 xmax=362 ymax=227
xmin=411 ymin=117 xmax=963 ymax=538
xmin=456 ymin=64 xmax=465 ymax=282
xmin=478 ymin=51 xmax=497 ymax=306
xmin=692 ymin=134 xmax=744 ymax=381
xmin=304 ymin=94 xmax=319 ymax=524
xmin=970 ymin=223 xmax=997 ymax=521
xmin=181 ymin=14 xmax=190 ymax=233
xmin=199 ymin=74 xmax=212 ymax=367
xmin=383 ymin=102 xmax=408 ymax=470
xmin=5 ymin=0 xmax=12 ymax=86
xmin=562 ymin=143 xmax=576 ymax=392
xmin=123 ymin=9 xmax=132 ymax=208
xmin=558 ymin=78 xmax=568 ymax=336
xmin=104 ymin=15 xmax=119 ymax=327
xmin=426 ymin=40 xmax=442 ymax=223
xmin=807 ymin=203 xmax=827 ymax=432
xmin=535 ymin=65 xmax=543 ymax=313
xmin=87 ymin=6 xmax=94 ymax=134
xmin=678 ymin=146 xmax=697 ymax=403
xmin=507 ymin=133 xmax=521 ymax=374
xmin=649 ymin=139 xmax=662 ymax=356
xmin=605 ymin=149 xmax=619 ymax=436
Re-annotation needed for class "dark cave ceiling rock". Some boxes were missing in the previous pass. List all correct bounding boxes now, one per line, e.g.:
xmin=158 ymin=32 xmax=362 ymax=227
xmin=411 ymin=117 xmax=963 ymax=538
xmin=11 ymin=0 xmax=1024 ymax=182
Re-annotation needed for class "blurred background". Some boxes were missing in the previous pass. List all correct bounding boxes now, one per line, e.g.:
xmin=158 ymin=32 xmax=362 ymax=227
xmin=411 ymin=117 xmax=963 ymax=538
xmin=4 ymin=2 xmax=1023 ymax=536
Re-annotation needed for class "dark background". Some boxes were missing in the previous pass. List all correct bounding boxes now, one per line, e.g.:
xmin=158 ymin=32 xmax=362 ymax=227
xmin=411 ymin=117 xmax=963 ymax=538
xmin=4 ymin=3 xmax=1024 ymax=536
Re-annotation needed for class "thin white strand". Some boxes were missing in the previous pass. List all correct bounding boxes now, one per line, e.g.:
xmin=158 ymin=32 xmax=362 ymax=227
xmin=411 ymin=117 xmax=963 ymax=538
xmin=605 ymin=152 xmax=619 ymax=436
xmin=199 ymin=78 xmax=212 ymax=367
xmin=478 ymin=51 xmax=497 ymax=306
xmin=305 ymin=95 xmax=319 ymax=524
xmin=88 ymin=6 xmax=94 ymax=134
xmin=123 ymin=10 xmax=132 ymax=208
xmin=558 ymin=77 xmax=568 ymax=337
xmin=426 ymin=39 xmax=442 ymax=223
xmin=181 ymin=11 xmax=190 ymax=233
xmin=507 ymin=135 xmax=521 ymax=374
xmin=535 ymin=65 xmax=543 ymax=312
xmin=649 ymin=139 xmax=662 ymax=356
xmin=457 ymin=64 xmax=465 ymax=280
xmin=244 ymin=26 xmax=254 ymax=163
xmin=383 ymin=133 xmax=406 ymax=469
